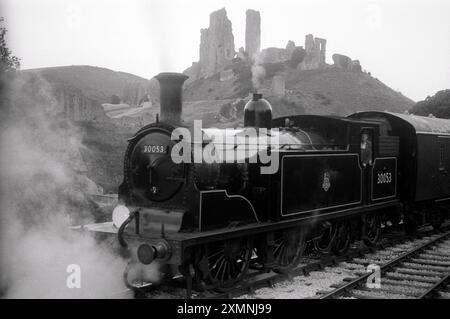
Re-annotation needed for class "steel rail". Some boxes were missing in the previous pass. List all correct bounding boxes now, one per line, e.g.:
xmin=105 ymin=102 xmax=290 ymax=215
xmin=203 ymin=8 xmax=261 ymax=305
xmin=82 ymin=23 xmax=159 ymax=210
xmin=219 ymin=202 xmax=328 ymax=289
xmin=419 ymin=273 xmax=450 ymax=299
xmin=320 ymin=230 xmax=450 ymax=299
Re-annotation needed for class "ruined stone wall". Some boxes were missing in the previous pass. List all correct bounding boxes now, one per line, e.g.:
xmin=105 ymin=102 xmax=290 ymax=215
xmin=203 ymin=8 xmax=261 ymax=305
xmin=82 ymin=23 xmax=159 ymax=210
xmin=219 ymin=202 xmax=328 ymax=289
xmin=332 ymin=53 xmax=362 ymax=71
xmin=305 ymin=34 xmax=315 ymax=52
xmin=333 ymin=54 xmax=347 ymax=69
xmin=260 ymin=47 xmax=289 ymax=63
xmin=315 ymin=38 xmax=327 ymax=65
xmin=299 ymin=34 xmax=327 ymax=70
xmin=245 ymin=9 xmax=261 ymax=59
xmin=286 ymin=40 xmax=296 ymax=58
xmin=198 ymin=8 xmax=235 ymax=78
xmin=184 ymin=8 xmax=365 ymax=85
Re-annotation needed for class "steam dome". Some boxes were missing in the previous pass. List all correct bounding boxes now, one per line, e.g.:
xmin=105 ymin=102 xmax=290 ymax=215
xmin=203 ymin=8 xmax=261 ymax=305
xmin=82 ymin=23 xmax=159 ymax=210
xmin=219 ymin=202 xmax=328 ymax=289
xmin=244 ymin=93 xmax=273 ymax=129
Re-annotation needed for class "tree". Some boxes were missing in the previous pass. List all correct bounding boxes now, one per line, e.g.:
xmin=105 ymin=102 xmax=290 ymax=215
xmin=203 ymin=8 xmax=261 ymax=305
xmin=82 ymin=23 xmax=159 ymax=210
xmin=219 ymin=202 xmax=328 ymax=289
xmin=410 ymin=90 xmax=450 ymax=119
xmin=0 ymin=17 xmax=20 ymax=73
xmin=288 ymin=47 xmax=306 ymax=69
xmin=1 ymin=17 xmax=20 ymax=117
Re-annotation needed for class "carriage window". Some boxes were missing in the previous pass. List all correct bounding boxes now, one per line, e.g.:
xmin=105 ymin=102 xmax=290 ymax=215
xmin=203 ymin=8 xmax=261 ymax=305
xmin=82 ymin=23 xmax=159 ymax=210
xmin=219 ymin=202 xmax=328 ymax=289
xmin=361 ymin=131 xmax=373 ymax=167
xmin=439 ymin=144 xmax=445 ymax=169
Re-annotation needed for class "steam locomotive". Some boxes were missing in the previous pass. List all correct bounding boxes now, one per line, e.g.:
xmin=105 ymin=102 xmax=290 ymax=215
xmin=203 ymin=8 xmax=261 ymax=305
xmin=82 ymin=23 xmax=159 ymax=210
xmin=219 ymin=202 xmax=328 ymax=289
xmin=84 ymin=72 xmax=450 ymax=291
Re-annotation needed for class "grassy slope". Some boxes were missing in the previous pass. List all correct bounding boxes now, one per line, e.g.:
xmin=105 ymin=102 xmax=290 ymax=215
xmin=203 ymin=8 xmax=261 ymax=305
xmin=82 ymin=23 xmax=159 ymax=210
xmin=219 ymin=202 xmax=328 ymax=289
xmin=184 ymin=65 xmax=414 ymax=118
xmin=284 ymin=68 xmax=413 ymax=115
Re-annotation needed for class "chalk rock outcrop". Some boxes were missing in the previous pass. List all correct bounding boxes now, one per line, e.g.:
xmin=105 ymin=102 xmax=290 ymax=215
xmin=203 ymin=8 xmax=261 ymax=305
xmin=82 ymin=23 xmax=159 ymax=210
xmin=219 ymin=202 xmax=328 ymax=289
xmin=245 ymin=9 xmax=261 ymax=59
xmin=198 ymin=8 xmax=235 ymax=78
xmin=121 ymin=82 xmax=149 ymax=106
xmin=53 ymin=84 xmax=107 ymax=122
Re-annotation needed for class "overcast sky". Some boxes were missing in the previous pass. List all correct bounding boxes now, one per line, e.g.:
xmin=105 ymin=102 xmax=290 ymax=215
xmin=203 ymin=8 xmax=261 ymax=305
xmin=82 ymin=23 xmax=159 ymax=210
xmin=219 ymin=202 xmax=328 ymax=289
xmin=1 ymin=0 xmax=449 ymax=101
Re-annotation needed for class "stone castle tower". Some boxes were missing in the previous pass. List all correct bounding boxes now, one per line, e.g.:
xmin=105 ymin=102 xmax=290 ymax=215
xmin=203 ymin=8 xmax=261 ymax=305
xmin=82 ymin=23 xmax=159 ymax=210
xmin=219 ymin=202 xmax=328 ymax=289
xmin=198 ymin=8 xmax=235 ymax=78
xmin=245 ymin=9 xmax=261 ymax=59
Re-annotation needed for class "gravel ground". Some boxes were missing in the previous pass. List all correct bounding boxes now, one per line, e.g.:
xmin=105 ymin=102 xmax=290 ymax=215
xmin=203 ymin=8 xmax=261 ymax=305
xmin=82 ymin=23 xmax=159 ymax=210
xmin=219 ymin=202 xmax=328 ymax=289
xmin=239 ymin=266 xmax=358 ymax=299
xmin=237 ymin=236 xmax=442 ymax=299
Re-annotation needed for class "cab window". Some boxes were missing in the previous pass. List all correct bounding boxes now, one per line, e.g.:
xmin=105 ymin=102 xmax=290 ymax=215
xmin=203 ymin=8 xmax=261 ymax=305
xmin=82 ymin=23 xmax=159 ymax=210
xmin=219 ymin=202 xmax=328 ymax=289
xmin=361 ymin=130 xmax=373 ymax=167
xmin=439 ymin=143 xmax=445 ymax=169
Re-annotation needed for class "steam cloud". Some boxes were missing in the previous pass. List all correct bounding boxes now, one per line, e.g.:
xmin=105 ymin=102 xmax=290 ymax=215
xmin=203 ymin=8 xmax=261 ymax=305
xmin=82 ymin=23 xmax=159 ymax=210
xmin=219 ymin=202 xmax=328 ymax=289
xmin=0 ymin=72 xmax=129 ymax=298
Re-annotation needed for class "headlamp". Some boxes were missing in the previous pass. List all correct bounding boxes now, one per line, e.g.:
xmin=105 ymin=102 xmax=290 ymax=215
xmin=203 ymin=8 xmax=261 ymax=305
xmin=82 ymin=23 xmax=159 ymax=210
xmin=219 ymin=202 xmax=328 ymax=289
xmin=112 ymin=205 xmax=130 ymax=228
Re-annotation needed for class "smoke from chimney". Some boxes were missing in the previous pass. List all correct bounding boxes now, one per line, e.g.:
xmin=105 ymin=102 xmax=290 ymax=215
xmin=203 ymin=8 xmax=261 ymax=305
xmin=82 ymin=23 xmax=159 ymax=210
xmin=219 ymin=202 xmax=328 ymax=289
xmin=251 ymin=53 xmax=265 ymax=91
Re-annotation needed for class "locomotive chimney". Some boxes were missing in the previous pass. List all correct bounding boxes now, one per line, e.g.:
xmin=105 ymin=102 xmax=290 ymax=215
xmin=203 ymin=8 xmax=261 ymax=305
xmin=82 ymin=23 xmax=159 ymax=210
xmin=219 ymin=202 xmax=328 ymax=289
xmin=155 ymin=72 xmax=189 ymax=124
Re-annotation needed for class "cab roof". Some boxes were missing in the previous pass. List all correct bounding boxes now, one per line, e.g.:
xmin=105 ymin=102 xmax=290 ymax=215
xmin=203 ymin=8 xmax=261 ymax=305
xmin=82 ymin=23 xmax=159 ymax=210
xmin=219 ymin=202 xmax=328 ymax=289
xmin=350 ymin=111 xmax=450 ymax=135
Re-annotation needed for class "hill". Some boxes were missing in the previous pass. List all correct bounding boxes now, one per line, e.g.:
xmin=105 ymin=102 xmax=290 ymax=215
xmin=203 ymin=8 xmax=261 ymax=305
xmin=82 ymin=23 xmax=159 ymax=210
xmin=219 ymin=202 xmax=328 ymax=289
xmin=24 ymin=65 xmax=156 ymax=104
xmin=184 ymin=62 xmax=414 ymax=119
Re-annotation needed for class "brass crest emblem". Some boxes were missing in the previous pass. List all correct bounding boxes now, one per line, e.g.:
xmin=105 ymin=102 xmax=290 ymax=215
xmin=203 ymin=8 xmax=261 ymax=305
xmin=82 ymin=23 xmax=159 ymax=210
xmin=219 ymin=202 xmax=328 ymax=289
xmin=322 ymin=171 xmax=331 ymax=192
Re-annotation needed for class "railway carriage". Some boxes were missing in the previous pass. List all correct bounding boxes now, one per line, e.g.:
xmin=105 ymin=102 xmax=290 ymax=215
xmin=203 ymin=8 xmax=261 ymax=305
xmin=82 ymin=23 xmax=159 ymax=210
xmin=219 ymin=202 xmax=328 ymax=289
xmin=349 ymin=111 xmax=450 ymax=231
xmin=82 ymin=72 xmax=450 ymax=292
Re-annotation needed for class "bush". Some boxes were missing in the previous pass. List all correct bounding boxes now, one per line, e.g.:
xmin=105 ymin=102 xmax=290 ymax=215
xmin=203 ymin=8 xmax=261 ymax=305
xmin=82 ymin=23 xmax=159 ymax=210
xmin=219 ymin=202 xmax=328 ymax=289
xmin=0 ymin=17 xmax=20 ymax=73
xmin=411 ymin=90 xmax=450 ymax=119
xmin=110 ymin=94 xmax=120 ymax=104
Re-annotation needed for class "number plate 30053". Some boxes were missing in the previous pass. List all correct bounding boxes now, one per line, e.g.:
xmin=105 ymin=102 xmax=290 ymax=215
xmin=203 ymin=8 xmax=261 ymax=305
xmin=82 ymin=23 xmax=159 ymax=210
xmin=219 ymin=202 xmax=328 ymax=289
xmin=143 ymin=145 xmax=166 ymax=154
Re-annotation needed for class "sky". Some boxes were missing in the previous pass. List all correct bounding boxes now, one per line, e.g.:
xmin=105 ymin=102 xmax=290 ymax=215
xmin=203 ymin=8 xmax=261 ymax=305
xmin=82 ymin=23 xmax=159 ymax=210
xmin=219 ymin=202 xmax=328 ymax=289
xmin=1 ymin=0 xmax=449 ymax=102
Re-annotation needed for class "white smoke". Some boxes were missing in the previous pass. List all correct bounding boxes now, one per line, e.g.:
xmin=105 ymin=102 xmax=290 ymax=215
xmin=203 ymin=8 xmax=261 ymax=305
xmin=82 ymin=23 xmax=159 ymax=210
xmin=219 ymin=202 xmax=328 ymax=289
xmin=0 ymin=72 xmax=129 ymax=298
xmin=251 ymin=52 xmax=266 ymax=91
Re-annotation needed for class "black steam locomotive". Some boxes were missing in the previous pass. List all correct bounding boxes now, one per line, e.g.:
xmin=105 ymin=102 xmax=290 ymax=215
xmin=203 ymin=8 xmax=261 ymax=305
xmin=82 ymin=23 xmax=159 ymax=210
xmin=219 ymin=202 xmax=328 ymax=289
xmin=84 ymin=72 xmax=450 ymax=291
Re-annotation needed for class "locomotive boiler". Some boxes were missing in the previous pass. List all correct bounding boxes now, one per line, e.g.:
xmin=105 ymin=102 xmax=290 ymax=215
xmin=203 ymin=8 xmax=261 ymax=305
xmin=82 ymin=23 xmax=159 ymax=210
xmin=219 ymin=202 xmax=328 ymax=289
xmin=83 ymin=72 xmax=450 ymax=292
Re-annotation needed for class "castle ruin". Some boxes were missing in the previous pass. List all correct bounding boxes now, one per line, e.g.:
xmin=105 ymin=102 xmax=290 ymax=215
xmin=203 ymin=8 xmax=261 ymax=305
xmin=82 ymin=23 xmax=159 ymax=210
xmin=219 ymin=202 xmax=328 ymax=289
xmin=245 ymin=9 xmax=261 ymax=59
xmin=298 ymin=35 xmax=327 ymax=70
xmin=183 ymin=8 xmax=362 ymax=82
xmin=199 ymin=8 xmax=235 ymax=78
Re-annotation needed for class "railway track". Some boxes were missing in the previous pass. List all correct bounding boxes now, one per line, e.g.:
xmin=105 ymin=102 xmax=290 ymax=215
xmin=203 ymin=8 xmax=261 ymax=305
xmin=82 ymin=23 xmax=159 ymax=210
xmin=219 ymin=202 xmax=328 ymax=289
xmin=118 ymin=222 xmax=450 ymax=299
xmin=199 ymin=227 xmax=450 ymax=299
xmin=319 ymin=230 xmax=450 ymax=299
